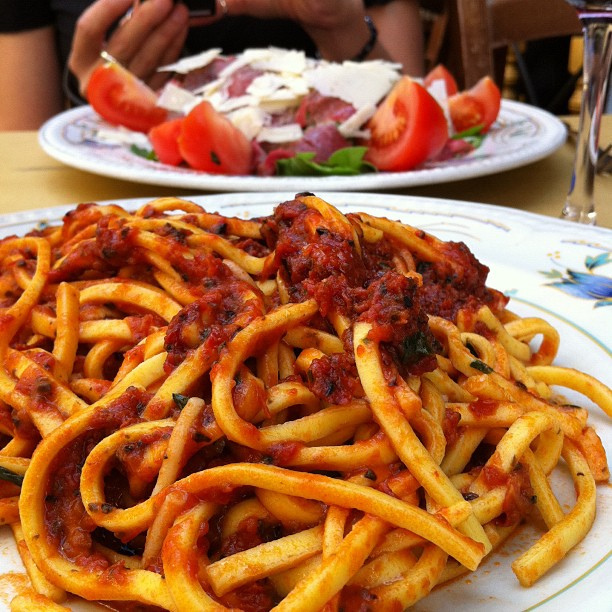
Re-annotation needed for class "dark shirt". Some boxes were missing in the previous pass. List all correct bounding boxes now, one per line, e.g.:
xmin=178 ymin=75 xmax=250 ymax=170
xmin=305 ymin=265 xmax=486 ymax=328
xmin=1 ymin=0 xmax=393 ymax=103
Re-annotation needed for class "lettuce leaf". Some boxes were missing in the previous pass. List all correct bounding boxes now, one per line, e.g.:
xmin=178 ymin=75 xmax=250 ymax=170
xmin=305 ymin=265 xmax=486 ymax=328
xmin=130 ymin=144 xmax=158 ymax=161
xmin=452 ymin=125 xmax=486 ymax=149
xmin=275 ymin=146 xmax=377 ymax=176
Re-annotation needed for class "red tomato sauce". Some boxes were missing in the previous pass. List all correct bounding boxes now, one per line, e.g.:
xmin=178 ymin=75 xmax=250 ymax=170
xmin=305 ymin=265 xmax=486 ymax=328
xmin=44 ymin=430 xmax=110 ymax=567
xmin=340 ymin=585 xmax=386 ymax=611
xmin=416 ymin=241 xmax=508 ymax=321
xmin=44 ymin=389 xmax=150 ymax=568
xmin=307 ymin=352 xmax=358 ymax=404
xmin=481 ymin=463 xmax=535 ymax=526
xmin=443 ymin=409 xmax=463 ymax=448
xmin=469 ymin=398 xmax=499 ymax=418
xmin=221 ymin=581 xmax=277 ymax=612
xmin=163 ymin=280 xmax=261 ymax=372
xmin=13 ymin=366 xmax=63 ymax=424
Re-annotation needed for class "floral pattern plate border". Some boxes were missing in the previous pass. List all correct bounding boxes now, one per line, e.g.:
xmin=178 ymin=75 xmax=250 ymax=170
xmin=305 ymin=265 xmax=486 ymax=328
xmin=0 ymin=192 xmax=610 ymax=611
xmin=38 ymin=99 xmax=566 ymax=192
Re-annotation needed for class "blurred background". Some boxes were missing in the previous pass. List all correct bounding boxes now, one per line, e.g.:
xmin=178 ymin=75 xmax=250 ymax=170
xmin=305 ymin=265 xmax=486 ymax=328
xmin=420 ymin=0 xmax=610 ymax=116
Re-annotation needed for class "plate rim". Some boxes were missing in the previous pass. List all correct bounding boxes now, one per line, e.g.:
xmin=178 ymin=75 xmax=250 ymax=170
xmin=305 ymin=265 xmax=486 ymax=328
xmin=3 ymin=192 xmax=611 ymax=240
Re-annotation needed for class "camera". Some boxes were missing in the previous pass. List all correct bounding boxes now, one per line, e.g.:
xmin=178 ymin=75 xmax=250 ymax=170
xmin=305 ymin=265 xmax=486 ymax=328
xmin=176 ymin=0 xmax=216 ymax=17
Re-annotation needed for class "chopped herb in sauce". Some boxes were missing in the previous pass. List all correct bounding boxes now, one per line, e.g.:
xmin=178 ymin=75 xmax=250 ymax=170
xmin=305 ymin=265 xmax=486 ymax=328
xmin=470 ymin=359 xmax=493 ymax=374
xmin=172 ymin=393 xmax=190 ymax=410
xmin=400 ymin=330 xmax=434 ymax=365
xmin=0 ymin=466 xmax=24 ymax=487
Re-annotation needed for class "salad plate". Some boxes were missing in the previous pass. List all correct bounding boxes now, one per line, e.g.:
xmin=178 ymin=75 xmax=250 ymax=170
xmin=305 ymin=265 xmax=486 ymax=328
xmin=0 ymin=192 xmax=610 ymax=611
xmin=38 ymin=99 xmax=566 ymax=192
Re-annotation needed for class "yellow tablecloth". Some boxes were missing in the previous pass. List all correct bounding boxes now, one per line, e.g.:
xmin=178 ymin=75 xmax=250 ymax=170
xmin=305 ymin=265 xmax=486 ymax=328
xmin=1 ymin=115 xmax=610 ymax=228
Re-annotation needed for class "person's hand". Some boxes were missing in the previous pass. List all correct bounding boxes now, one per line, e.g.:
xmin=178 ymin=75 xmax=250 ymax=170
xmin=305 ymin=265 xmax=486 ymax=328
xmin=68 ymin=0 xmax=191 ymax=95
xmin=207 ymin=0 xmax=366 ymax=30
xmin=209 ymin=0 xmax=370 ymax=63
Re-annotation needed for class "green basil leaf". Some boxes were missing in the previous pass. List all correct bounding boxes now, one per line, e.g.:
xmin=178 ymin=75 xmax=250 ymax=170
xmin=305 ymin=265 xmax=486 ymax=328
xmin=451 ymin=125 xmax=486 ymax=149
xmin=172 ymin=393 xmax=190 ymax=410
xmin=276 ymin=152 xmax=319 ymax=176
xmin=470 ymin=360 xmax=494 ymax=374
xmin=452 ymin=125 xmax=485 ymax=139
xmin=400 ymin=331 xmax=435 ymax=366
xmin=463 ymin=134 xmax=486 ymax=148
xmin=275 ymin=146 xmax=377 ymax=176
xmin=130 ymin=144 xmax=158 ymax=161
xmin=0 ymin=466 xmax=24 ymax=487
xmin=325 ymin=146 xmax=376 ymax=171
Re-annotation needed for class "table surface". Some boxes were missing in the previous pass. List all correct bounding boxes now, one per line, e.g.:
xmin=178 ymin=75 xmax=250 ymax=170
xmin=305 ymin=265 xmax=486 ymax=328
xmin=1 ymin=114 xmax=610 ymax=229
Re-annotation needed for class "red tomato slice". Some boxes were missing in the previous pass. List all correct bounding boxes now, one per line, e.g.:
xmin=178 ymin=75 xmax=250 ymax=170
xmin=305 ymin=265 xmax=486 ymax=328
xmin=424 ymin=64 xmax=459 ymax=96
xmin=149 ymin=118 xmax=184 ymax=166
xmin=364 ymin=77 xmax=448 ymax=172
xmin=448 ymin=76 xmax=501 ymax=133
xmin=178 ymin=101 xmax=252 ymax=174
xmin=86 ymin=62 xmax=167 ymax=133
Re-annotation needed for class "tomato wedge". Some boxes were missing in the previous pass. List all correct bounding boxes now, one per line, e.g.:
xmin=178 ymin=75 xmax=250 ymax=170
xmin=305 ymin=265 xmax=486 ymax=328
xmin=149 ymin=118 xmax=184 ymax=166
xmin=178 ymin=101 xmax=253 ymax=174
xmin=448 ymin=76 xmax=501 ymax=133
xmin=86 ymin=61 xmax=167 ymax=133
xmin=364 ymin=77 xmax=448 ymax=172
xmin=424 ymin=64 xmax=458 ymax=96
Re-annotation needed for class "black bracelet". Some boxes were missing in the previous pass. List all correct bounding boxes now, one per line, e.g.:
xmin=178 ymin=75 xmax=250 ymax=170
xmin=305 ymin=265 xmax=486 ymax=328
xmin=352 ymin=15 xmax=378 ymax=62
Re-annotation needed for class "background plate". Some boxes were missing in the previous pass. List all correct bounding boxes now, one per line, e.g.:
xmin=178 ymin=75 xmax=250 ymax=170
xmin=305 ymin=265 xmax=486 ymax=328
xmin=38 ymin=100 xmax=566 ymax=192
xmin=0 ymin=192 xmax=610 ymax=611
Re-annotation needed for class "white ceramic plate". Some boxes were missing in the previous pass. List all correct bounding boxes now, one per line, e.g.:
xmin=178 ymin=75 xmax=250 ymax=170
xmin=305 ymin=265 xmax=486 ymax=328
xmin=38 ymin=100 xmax=566 ymax=192
xmin=0 ymin=192 xmax=610 ymax=611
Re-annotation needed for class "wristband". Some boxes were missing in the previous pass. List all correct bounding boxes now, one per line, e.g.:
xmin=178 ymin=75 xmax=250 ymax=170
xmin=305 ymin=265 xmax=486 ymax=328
xmin=352 ymin=15 xmax=378 ymax=62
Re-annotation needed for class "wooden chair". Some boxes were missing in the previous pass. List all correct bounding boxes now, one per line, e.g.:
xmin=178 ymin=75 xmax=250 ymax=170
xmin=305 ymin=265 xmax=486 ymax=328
xmin=425 ymin=0 xmax=582 ymax=96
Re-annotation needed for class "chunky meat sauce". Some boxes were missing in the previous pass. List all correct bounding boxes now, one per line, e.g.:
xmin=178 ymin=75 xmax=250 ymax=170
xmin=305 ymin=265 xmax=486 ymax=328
xmin=260 ymin=198 xmax=505 ymax=399
xmin=416 ymin=240 xmax=508 ymax=321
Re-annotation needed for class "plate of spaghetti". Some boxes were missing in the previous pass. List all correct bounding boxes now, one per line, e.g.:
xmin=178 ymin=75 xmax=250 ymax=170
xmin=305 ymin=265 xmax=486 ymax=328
xmin=0 ymin=192 xmax=610 ymax=611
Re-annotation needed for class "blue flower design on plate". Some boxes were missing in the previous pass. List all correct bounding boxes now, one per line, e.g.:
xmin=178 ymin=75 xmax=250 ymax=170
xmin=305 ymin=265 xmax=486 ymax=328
xmin=541 ymin=252 xmax=612 ymax=308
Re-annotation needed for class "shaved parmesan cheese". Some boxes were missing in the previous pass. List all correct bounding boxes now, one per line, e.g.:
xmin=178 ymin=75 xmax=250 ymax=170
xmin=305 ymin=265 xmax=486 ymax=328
xmin=217 ymin=95 xmax=257 ymax=113
xmin=258 ymin=89 xmax=303 ymax=113
xmin=193 ymin=77 xmax=225 ymax=97
xmin=337 ymin=103 xmax=376 ymax=139
xmin=227 ymin=107 xmax=267 ymax=140
xmin=246 ymin=74 xmax=309 ymax=107
xmin=257 ymin=123 xmax=303 ymax=143
xmin=426 ymin=79 xmax=453 ymax=135
xmin=246 ymin=73 xmax=287 ymax=98
xmin=95 ymin=127 xmax=151 ymax=148
xmin=205 ymin=91 xmax=227 ymax=112
xmin=250 ymin=48 xmax=308 ymax=74
xmin=426 ymin=79 xmax=449 ymax=105
xmin=218 ymin=48 xmax=274 ymax=78
xmin=279 ymin=74 xmax=310 ymax=96
xmin=304 ymin=60 xmax=401 ymax=108
xmin=157 ymin=82 xmax=201 ymax=114
xmin=158 ymin=48 xmax=222 ymax=74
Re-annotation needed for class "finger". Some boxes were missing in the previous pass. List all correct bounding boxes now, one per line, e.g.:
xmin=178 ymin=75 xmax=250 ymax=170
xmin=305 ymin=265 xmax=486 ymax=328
xmin=215 ymin=0 xmax=288 ymax=20
xmin=147 ymin=14 xmax=191 ymax=89
xmin=124 ymin=4 xmax=190 ymax=82
xmin=69 ymin=0 xmax=134 ymax=88
xmin=105 ymin=0 xmax=176 ymax=67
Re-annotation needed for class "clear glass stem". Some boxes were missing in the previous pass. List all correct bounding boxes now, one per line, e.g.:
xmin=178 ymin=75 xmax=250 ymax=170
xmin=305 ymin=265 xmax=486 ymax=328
xmin=562 ymin=18 xmax=612 ymax=224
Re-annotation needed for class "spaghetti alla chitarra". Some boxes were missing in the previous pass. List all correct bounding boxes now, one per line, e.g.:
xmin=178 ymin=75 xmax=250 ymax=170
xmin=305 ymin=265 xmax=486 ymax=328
xmin=0 ymin=193 xmax=610 ymax=611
